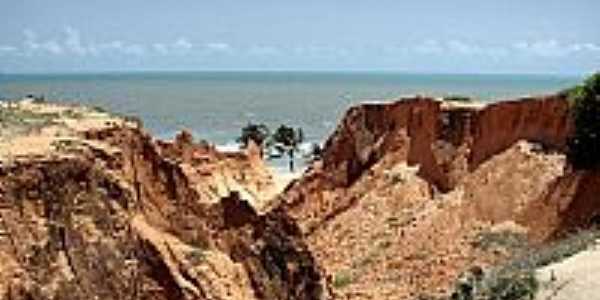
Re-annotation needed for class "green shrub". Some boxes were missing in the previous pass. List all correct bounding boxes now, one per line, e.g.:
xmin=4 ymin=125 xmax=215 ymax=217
xmin=91 ymin=105 xmax=108 ymax=113
xmin=449 ymin=268 xmax=538 ymax=300
xmin=443 ymin=95 xmax=472 ymax=102
xmin=515 ymin=228 xmax=600 ymax=268
xmin=567 ymin=72 xmax=600 ymax=169
xmin=332 ymin=271 xmax=353 ymax=289
xmin=473 ymin=230 xmax=529 ymax=252
xmin=486 ymin=271 xmax=538 ymax=300
xmin=450 ymin=229 xmax=600 ymax=300
xmin=185 ymin=248 xmax=206 ymax=265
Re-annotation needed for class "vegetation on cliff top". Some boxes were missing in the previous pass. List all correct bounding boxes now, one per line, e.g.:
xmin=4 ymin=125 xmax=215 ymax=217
xmin=443 ymin=95 xmax=472 ymax=102
xmin=566 ymin=72 xmax=600 ymax=169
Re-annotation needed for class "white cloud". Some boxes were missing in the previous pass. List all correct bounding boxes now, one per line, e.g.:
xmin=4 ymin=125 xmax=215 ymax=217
xmin=152 ymin=38 xmax=193 ymax=55
xmin=87 ymin=44 xmax=100 ymax=56
xmin=99 ymin=41 xmax=144 ymax=56
xmin=102 ymin=40 xmax=124 ymax=51
xmin=23 ymin=29 xmax=36 ymax=42
xmin=580 ymin=43 xmax=600 ymax=52
xmin=248 ymin=45 xmax=280 ymax=56
xmin=18 ymin=28 xmax=153 ymax=57
xmin=410 ymin=39 xmax=600 ymax=59
xmin=23 ymin=29 xmax=40 ymax=52
xmin=122 ymin=44 xmax=146 ymax=56
xmin=447 ymin=40 xmax=482 ymax=55
xmin=0 ymin=45 xmax=17 ymax=52
xmin=205 ymin=42 xmax=232 ymax=52
xmin=414 ymin=40 xmax=443 ymax=55
xmin=153 ymin=43 xmax=168 ymax=54
xmin=22 ymin=29 xmax=64 ymax=55
xmin=41 ymin=40 xmax=63 ymax=55
xmin=293 ymin=45 xmax=344 ymax=58
xmin=513 ymin=40 xmax=600 ymax=57
xmin=12 ymin=27 xmax=600 ymax=67
xmin=64 ymin=26 xmax=87 ymax=56
xmin=173 ymin=37 xmax=192 ymax=51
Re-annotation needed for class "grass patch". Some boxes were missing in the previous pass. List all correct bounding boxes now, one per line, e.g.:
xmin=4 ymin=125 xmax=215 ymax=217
xmin=443 ymin=95 xmax=472 ymax=102
xmin=61 ymin=109 xmax=85 ymax=119
xmin=449 ymin=228 xmax=600 ymax=300
xmin=449 ymin=268 xmax=538 ymax=300
xmin=385 ymin=215 xmax=412 ymax=229
xmin=0 ymin=107 xmax=60 ymax=134
xmin=473 ymin=230 xmax=529 ymax=252
xmin=185 ymin=248 xmax=207 ymax=265
xmin=510 ymin=228 xmax=600 ymax=269
xmin=91 ymin=105 xmax=108 ymax=113
xmin=486 ymin=271 xmax=538 ymax=300
xmin=332 ymin=271 xmax=353 ymax=289
xmin=378 ymin=239 xmax=393 ymax=249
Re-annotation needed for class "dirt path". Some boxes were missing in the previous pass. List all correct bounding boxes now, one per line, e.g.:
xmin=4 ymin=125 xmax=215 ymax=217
xmin=536 ymin=240 xmax=600 ymax=300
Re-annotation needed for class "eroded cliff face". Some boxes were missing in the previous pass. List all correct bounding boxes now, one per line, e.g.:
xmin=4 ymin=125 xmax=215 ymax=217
xmin=320 ymin=95 xmax=570 ymax=191
xmin=2 ymin=95 xmax=598 ymax=300
xmin=0 ymin=101 xmax=323 ymax=300
xmin=279 ymin=96 xmax=573 ymax=231
xmin=275 ymin=96 xmax=599 ymax=299
xmin=155 ymin=130 xmax=279 ymax=210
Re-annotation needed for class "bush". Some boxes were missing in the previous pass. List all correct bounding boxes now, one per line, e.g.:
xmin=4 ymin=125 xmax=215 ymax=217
xmin=514 ymin=228 xmax=600 ymax=269
xmin=567 ymin=72 xmax=600 ymax=169
xmin=486 ymin=271 xmax=538 ymax=300
xmin=332 ymin=271 xmax=353 ymax=289
xmin=472 ymin=230 xmax=529 ymax=252
xmin=450 ymin=228 xmax=600 ymax=300
xmin=450 ymin=268 xmax=538 ymax=300
xmin=443 ymin=95 xmax=472 ymax=102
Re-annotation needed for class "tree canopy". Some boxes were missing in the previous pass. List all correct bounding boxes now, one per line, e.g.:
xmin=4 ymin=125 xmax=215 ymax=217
xmin=567 ymin=72 xmax=600 ymax=169
xmin=271 ymin=125 xmax=304 ymax=152
xmin=237 ymin=123 xmax=306 ymax=172
xmin=237 ymin=122 xmax=270 ymax=148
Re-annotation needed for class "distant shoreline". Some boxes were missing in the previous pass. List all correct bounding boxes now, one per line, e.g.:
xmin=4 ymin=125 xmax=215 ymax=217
xmin=0 ymin=70 xmax=584 ymax=77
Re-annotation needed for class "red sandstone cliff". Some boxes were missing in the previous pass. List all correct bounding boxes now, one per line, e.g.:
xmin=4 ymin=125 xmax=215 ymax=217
xmin=2 ymin=95 xmax=599 ymax=300
xmin=0 ymin=102 xmax=323 ymax=300
xmin=275 ymin=95 xmax=598 ymax=299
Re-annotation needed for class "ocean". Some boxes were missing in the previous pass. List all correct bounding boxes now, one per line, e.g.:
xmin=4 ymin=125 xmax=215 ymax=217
xmin=0 ymin=71 xmax=580 ymax=170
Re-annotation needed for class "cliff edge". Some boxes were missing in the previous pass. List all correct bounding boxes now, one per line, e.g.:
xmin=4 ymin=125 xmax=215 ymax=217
xmin=276 ymin=95 xmax=599 ymax=299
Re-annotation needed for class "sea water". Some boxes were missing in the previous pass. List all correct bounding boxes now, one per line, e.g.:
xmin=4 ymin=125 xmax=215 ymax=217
xmin=0 ymin=71 xmax=581 ymax=171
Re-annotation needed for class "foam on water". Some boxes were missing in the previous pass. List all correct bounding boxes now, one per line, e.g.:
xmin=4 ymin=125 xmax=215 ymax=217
xmin=215 ymin=142 xmax=242 ymax=153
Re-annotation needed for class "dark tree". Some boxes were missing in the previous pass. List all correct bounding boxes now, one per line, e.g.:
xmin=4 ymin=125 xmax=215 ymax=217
xmin=237 ymin=122 xmax=270 ymax=156
xmin=309 ymin=143 xmax=322 ymax=161
xmin=271 ymin=125 xmax=304 ymax=172
xmin=567 ymin=72 xmax=600 ymax=169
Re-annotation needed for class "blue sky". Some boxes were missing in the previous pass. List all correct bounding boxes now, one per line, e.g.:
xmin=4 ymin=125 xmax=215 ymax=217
xmin=0 ymin=0 xmax=599 ymax=74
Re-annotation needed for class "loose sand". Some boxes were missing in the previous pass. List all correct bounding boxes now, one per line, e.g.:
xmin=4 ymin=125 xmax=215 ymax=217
xmin=536 ymin=240 xmax=600 ymax=300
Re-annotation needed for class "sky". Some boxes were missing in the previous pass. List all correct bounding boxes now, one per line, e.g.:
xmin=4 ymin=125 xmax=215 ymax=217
xmin=0 ymin=0 xmax=599 ymax=74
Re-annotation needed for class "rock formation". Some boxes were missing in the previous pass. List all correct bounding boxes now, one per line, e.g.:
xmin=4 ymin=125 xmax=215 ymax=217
xmin=2 ymin=94 xmax=599 ymax=300
xmin=0 ymin=101 xmax=323 ymax=300
xmin=276 ymin=96 xmax=598 ymax=299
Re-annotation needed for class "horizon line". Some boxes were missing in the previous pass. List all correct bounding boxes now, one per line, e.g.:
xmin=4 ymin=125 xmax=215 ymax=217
xmin=0 ymin=69 xmax=586 ymax=77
